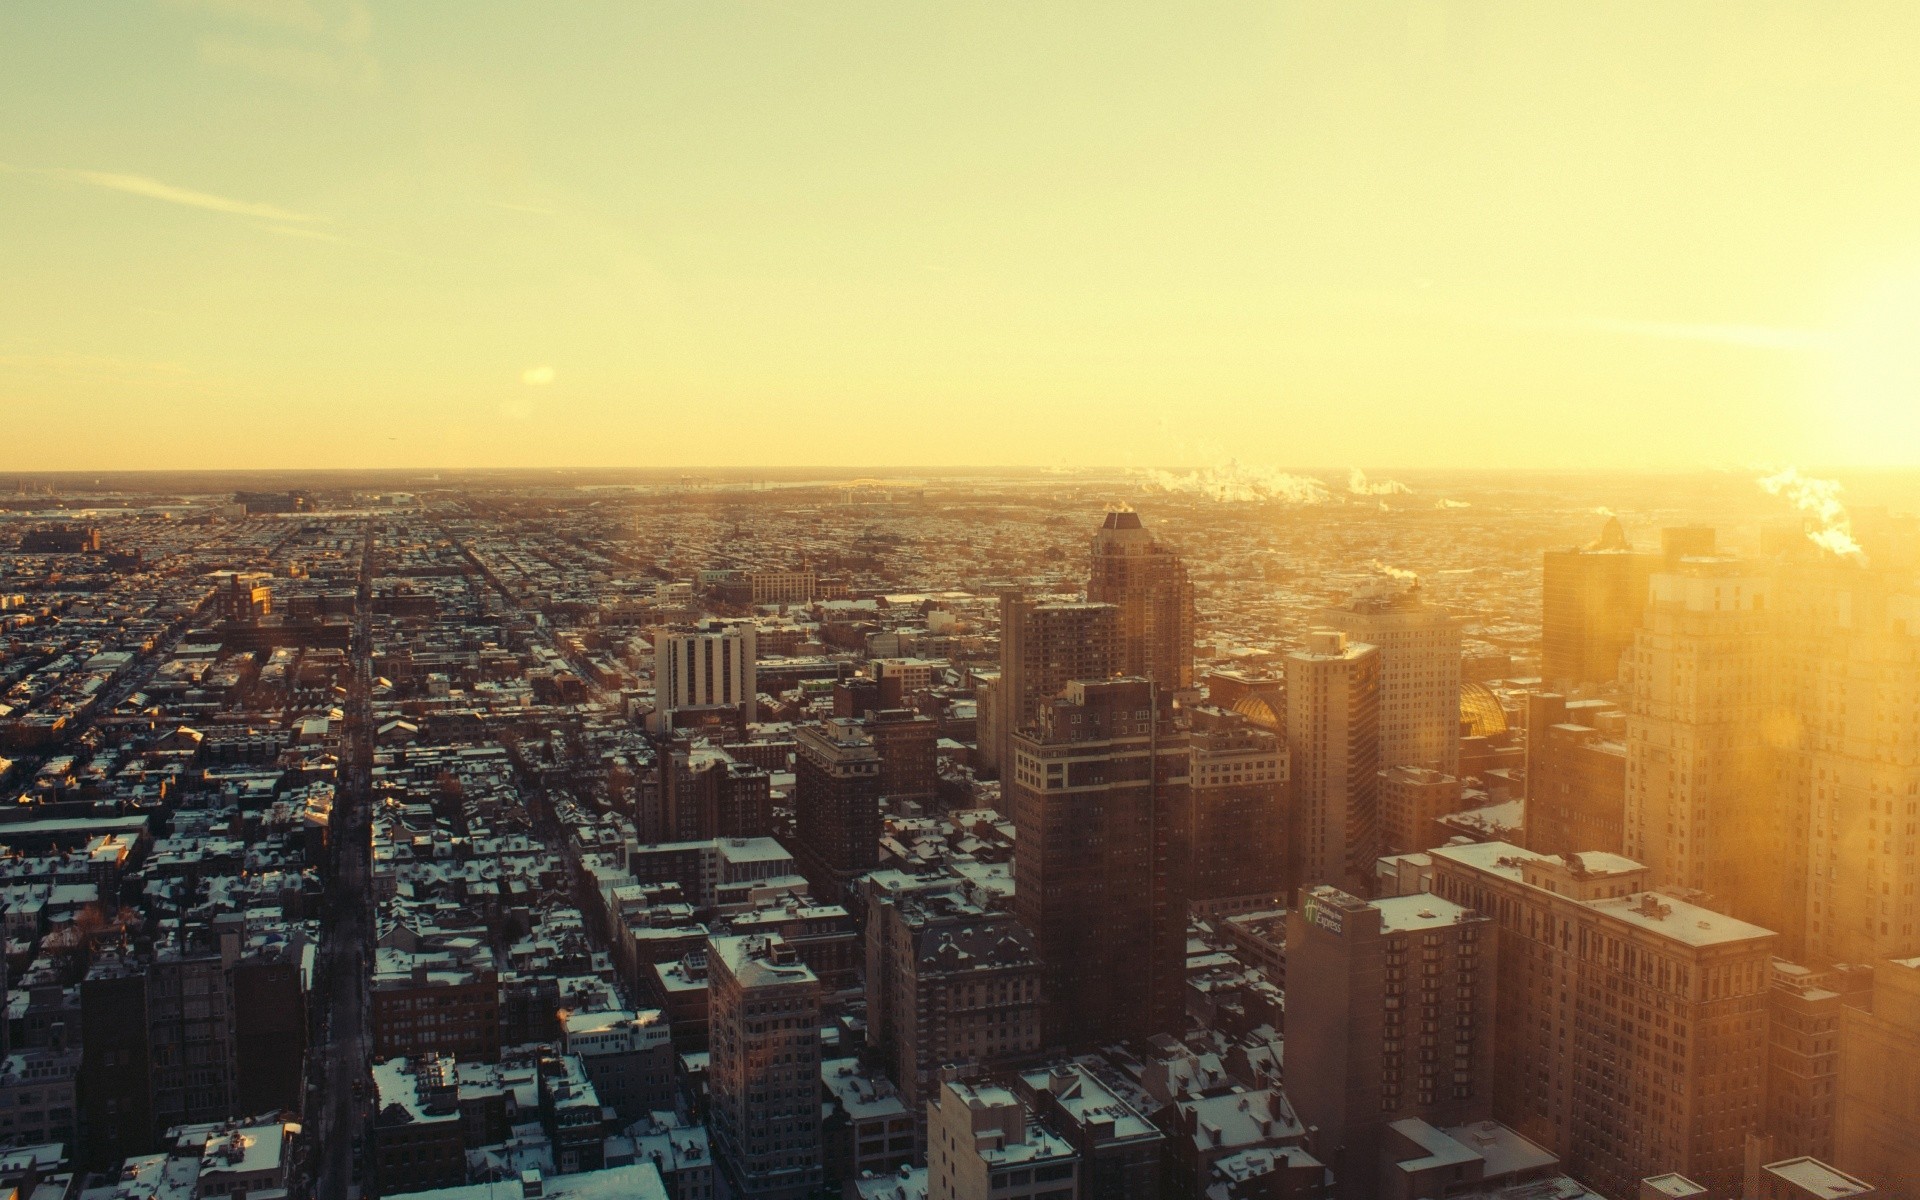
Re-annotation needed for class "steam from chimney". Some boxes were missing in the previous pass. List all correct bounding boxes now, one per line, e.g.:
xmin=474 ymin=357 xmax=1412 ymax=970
xmin=1348 ymin=467 xmax=1412 ymax=496
xmin=1758 ymin=467 xmax=1867 ymax=564
xmin=1137 ymin=461 xmax=1334 ymax=505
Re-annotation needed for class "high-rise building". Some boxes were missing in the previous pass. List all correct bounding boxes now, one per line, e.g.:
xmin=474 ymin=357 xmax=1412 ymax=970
xmin=1320 ymin=580 xmax=1462 ymax=774
xmin=146 ymin=946 xmax=240 ymax=1136
xmin=1285 ymin=886 xmax=1495 ymax=1200
xmin=1176 ymin=705 xmax=1289 ymax=910
xmin=1543 ymin=522 xmax=1719 ymax=691
xmin=78 ymin=953 xmax=152 ymax=1167
xmin=1771 ymin=563 xmax=1920 ymax=965
xmin=1542 ymin=518 xmax=1660 ymax=690
xmin=865 ymin=886 xmax=1043 ymax=1116
xmin=664 ymin=743 xmax=773 ymax=841
xmin=1763 ymin=961 xmax=1845 ymax=1166
xmin=651 ymin=620 xmax=757 ymax=734
xmin=1525 ymin=693 xmax=1628 ymax=857
xmin=868 ymin=707 xmax=939 ymax=802
xmin=1429 ymin=841 xmax=1776 ymax=1198
xmin=791 ymin=719 xmax=883 ymax=904
xmin=1087 ymin=507 xmax=1195 ymax=691
xmin=1009 ymin=677 xmax=1186 ymax=1047
xmin=707 ymin=933 xmax=823 ymax=1200
xmin=927 ymin=1080 xmax=1080 ymax=1200
xmin=1376 ymin=765 xmax=1462 ymax=856
xmin=989 ymin=594 xmax=1119 ymax=776
xmin=1625 ymin=560 xmax=1789 ymax=935
xmin=1836 ymin=957 xmax=1920 ymax=1199
xmin=1285 ymin=630 xmax=1381 ymax=894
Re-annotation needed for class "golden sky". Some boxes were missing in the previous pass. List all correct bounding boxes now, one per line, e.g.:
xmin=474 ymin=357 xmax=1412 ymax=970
xmin=5 ymin=1 xmax=1920 ymax=470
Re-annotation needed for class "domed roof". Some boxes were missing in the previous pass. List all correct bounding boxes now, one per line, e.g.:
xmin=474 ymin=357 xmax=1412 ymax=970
xmin=1232 ymin=692 xmax=1283 ymax=731
xmin=1459 ymin=681 xmax=1509 ymax=738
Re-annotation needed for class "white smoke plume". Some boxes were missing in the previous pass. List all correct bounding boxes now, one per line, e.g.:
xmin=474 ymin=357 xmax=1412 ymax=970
xmin=1349 ymin=467 xmax=1413 ymax=496
xmin=1138 ymin=461 xmax=1334 ymax=505
xmin=1435 ymin=498 xmax=1471 ymax=509
xmin=1371 ymin=560 xmax=1420 ymax=583
xmin=1758 ymin=467 xmax=1867 ymax=563
xmin=1593 ymin=506 xmax=1615 ymax=517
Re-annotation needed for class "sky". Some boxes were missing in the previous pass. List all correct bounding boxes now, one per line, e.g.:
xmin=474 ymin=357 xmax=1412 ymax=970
xmin=5 ymin=1 xmax=1920 ymax=471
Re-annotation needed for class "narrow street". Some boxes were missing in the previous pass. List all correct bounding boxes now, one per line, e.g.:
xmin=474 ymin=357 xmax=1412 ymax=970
xmin=313 ymin=521 xmax=377 ymax=1200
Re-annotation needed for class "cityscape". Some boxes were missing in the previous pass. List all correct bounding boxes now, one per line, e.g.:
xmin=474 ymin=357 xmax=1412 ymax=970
xmin=0 ymin=467 xmax=1913 ymax=1200
xmin=7 ymin=4 xmax=1920 ymax=1200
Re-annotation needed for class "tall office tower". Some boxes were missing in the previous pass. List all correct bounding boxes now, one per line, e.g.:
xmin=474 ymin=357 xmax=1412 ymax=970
xmin=791 ymin=719 xmax=882 ymax=904
xmin=664 ymin=743 xmax=772 ymax=841
xmin=990 ymin=593 xmax=1119 ymax=777
xmin=1320 ymin=579 xmax=1463 ymax=774
xmin=867 ymin=707 xmax=939 ymax=802
xmin=1764 ymin=960 xmax=1845 ymax=1166
xmin=1286 ymin=886 xmax=1495 ymax=1200
xmin=927 ymin=1080 xmax=1080 ymax=1200
xmin=78 ymin=952 xmax=152 ymax=1167
xmin=651 ymin=620 xmax=757 ymax=733
xmin=1285 ymin=630 xmax=1381 ymax=894
xmin=864 ymin=886 xmax=1043 ymax=1116
xmin=1625 ymin=561 xmax=1789 ymax=934
xmin=1429 ymin=842 xmax=1776 ymax=1199
xmin=1176 ymin=705 xmax=1289 ymax=912
xmin=146 ymin=944 xmax=240 ymax=1136
xmin=1526 ymin=693 xmax=1628 ymax=856
xmin=707 ymin=933 xmax=823 ymax=1200
xmin=1542 ymin=518 xmax=1660 ymax=689
xmin=1377 ymin=764 xmax=1462 ymax=855
xmin=1009 ymin=678 xmax=1186 ymax=1048
xmin=1837 ymin=957 xmax=1920 ymax=1199
xmin=1772 ymin=563 xmax=1920 ymax=964
xmin=1086 ymin=507 xmax=1196 ymax=692
xmin=232 ymin=941 xmax=308 ymax=1117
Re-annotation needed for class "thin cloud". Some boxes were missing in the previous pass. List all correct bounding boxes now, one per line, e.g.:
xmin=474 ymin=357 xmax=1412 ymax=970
xmin=522 ymin=366 xmax=557 ymax=386
xmin=9 ymin=164 xmax=322 ymax=223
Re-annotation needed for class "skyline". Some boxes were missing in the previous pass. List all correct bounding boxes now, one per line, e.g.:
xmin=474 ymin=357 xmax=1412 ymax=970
xmin=8 ymin=2 xmax=1920 ymax=469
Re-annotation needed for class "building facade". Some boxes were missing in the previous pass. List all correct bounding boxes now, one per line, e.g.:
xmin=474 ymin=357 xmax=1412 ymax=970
xmin=1320 ymin=581 xmax=1462 ymax=775
xmin=1086 ymin=508 xmax=1196 ymax=692
xmin=1009 ymin=678 xmax=1186 ymax=1048
xmin=1285 ymin=887 xmax=1495 ymax=1200
xmin=707 ymin=934 xmax=823 ymax=1200
xmin=1285 ymin=630 xmax=1381 ymax=894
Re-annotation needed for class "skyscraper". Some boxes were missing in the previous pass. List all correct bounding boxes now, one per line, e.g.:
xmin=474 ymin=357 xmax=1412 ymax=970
xmin=1176 ymin=705 xmax=1289 ymax=912
xmin=1286 ymin=886 xmax=1495 ymax=1199
xmin=1009 ymin=677 xmax=1186 ymax=1047
xmin=1285 ymin=630 xmax=1381 ymax=894
xmin=1087 ymin=507 xmax=1195 ymax=691
xmin=1624 ymin=559 xmax=1789 ymax=935
xmin=707 ymin=933 xmax=823 ymax=1200
xmin=1430 ymin=841 xmax=1775 ymax=1199
xmin=1542 ymin=522 xmax=1716 ymax=692
xmin=864 ymin=886 xmax=1042 ymax=1117
xmin=791 ymin=719 xmax=883 ymax=905
xmin=988 ymin=594 xmax=1120 ymax=777
xmin=1771 ymin=561 xmax=1920 ymax=965
xmin=651 ymin=620 xmax=757 ymax=733
xmin=1525 ymin=693 xmax=1628 ymax=857
xmin=1320 ymin=578 xmax=1462 ymax=774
